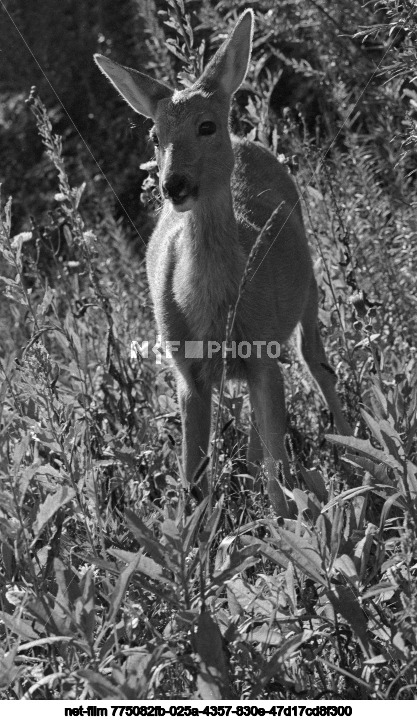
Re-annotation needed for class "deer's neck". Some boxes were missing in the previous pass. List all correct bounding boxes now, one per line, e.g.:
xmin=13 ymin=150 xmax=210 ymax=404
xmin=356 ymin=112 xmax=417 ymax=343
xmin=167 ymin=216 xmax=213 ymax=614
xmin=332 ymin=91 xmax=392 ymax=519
xmin=185 ymin=188 xmax=240 ymax=258
xmin=174 ymin=189 xmax=245 ymax=338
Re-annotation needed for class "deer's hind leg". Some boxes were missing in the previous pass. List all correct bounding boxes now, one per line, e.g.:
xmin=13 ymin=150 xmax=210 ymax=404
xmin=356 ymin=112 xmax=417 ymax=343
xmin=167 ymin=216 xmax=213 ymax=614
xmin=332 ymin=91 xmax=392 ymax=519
xmin=247 ymin=360 xmax=293 ymax=516
xmin=247 ymin=410 xmax=263 ymax=462
xmin=298 ymin=278 xmax=352 ymax=436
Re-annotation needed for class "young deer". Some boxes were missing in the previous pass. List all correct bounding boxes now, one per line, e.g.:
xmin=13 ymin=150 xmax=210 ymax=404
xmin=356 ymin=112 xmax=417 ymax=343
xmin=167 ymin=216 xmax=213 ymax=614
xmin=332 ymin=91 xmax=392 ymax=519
xmin=95 ymin=10 xmax=352 ymax=514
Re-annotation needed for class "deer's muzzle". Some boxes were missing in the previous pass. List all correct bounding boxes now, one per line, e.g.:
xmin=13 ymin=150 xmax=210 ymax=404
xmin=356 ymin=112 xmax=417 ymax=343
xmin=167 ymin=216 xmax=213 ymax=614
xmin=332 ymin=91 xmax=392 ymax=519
xmin=162 ymin=174 xmax=198 ymax=206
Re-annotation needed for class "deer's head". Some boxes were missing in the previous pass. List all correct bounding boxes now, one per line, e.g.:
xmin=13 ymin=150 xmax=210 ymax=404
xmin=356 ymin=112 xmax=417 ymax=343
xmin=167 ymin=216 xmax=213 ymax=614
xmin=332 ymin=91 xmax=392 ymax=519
xmin=95 ymin=11 xmax=253 ymax=212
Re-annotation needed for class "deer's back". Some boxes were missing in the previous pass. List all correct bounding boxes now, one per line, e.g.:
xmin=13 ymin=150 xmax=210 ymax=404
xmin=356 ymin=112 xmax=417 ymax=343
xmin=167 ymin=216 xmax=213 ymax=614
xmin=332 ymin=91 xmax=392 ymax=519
xmin=230 ymin=137 xmax=313 ymax=338
xmin=231 ymin=137 xmax=303 ymax=232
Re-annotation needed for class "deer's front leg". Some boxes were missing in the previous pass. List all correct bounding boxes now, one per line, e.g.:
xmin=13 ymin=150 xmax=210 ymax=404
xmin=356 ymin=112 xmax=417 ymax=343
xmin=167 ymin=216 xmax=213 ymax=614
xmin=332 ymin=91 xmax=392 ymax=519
xmin=247 ymin=360 xmax=292 ymax=515
xmin=176 ymin=371 xmax=212 ymax=495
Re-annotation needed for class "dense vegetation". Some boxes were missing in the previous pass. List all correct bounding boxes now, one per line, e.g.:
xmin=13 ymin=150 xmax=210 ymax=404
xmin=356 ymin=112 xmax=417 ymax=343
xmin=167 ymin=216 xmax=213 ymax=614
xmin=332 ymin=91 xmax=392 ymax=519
xmin=1 ymin=0 xmax=417 ymax=700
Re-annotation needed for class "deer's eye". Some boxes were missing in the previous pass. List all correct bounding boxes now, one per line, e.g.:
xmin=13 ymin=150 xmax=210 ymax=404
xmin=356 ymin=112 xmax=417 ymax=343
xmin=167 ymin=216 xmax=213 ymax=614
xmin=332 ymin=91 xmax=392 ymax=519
xmin=198 ymin=120 xmax=216 ymax=136
xmin=150 ymin=128 xmax=159 ymax=146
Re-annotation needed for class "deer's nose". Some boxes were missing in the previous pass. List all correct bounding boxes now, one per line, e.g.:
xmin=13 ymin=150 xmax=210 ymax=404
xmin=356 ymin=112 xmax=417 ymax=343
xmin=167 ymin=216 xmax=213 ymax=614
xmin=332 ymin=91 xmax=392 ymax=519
xmin=162 ymin=174 xmax=192 ymax=204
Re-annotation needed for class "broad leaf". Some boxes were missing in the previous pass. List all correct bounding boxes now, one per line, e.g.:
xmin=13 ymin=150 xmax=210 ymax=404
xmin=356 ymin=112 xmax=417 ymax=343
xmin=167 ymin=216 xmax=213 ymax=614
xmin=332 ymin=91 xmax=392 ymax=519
xmin=325 ymin=585 xmax=372 ymax=657
xmin=326 ymin=434 xmax=401 ymax=470
xmin=107 ymin=554 xmax=140 ymax=626
xmin=195 ymin=612 xmax=234 ymax=700
xmin=32 ymin=486 xmax=75 ymax=540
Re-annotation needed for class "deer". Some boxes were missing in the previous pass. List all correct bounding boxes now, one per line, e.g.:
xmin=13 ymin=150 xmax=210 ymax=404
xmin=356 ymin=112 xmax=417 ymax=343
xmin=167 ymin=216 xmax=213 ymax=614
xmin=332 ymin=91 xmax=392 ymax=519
xmin=94 ymin=10 xmax=352 ymax=515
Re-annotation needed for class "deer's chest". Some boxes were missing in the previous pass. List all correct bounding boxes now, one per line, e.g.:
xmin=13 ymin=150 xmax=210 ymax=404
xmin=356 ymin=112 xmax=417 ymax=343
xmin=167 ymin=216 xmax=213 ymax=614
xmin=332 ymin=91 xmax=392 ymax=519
xmin=171 ymin=236 xmax=243 ymax=341
xmin=147 ymin=207 xmax=250 ymax=352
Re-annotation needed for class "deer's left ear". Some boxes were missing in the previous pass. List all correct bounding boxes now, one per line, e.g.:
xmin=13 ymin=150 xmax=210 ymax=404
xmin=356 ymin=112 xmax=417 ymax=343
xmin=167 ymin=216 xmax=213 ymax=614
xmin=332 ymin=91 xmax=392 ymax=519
xmin=197 ymin=10 xmax=253 ymax=97
xmin=94 ymin=55 xmax=172 ymax=119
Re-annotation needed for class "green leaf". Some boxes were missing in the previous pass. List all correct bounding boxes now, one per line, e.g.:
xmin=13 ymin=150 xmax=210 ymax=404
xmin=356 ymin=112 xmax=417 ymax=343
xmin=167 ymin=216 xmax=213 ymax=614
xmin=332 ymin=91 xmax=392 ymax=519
xmin=325 ymin=585 xmax=372 ymax=657
xmin=194 ymin=612 xmax=234 ymax=700
xmin=183 ymin=498 xmax=209 ymax=556
xmin=212 ymin=544 xmax=258 ymax=587
xmin=79 ymin=569 xmax=95 ymax=644
xmin=360 ymin=582 xmax=397 ymax=601
xmin=26 ymin=598 xmax=69 ymax=637
xmin=292 ymin=488 xmax=321 ymax=522
xmin=343 ymin=454 xmax=391 ymax=486
xmin=32 ymin=486 xmax=76 ymax=540
xmin=108 ymin=548 xmax=172 ymax=585
xmin=17 ymin=635 xmax=82 ymax=651
xmin=326 ymin=434 xmax=402 ymax=470
xmin=161 ymin=518 xmax=182 ymax=552
xmin=199 ymin=501 xmax=223 ymax=552
xmin=77 ymin=669 xmax=125 ymax=699
xmin=277 ymin=528 xmax=329 ymax=587
xmin=125 ymin=510 xmax=174 ymax=569
xmin=361 ymin=410 xmax=394 ymax=449
xmin=379 ymin=492 xmax=407 ymax=530
xmin=354 ymin=532 xmax=376 ymax=582
xmin=54 ymin=558 xmax=81 ymax=608
xmin=241 ymin=535 xmax=290 ymax=571
xmin=253 ymin=631 xmax=314 ymax=694
xmin=107 ymin=555 xmax=140 ymax=626
xmin=13 ymin=434 xmax=31 ymax=471
xmin=0 ymin=612 xmax=38 ymax=642
xmin=226 ymin=577 xmax=276 ymax=617
xmin=321 ymin=484 xmax=373 ymax=513
xmin=0 ymin=645 xmax=19 ymax=688
xmin=329 ymin=504 xmax=344 ymax=563
xmin=299 ymin=466 xmax=327 ymax=503
xmin=244 ymin=623 xmax=283 ymax=646
xmin=333 ymin=555 xmax=359 ymax=587
xmin=246 ymin=531 xmax=328 ymax=587
xmin=15 ymin=465 xmax=40 ymax=504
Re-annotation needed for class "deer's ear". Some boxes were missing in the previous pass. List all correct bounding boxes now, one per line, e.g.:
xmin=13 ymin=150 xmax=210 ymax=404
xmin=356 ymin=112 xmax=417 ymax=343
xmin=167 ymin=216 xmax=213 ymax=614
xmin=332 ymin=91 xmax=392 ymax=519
xmin=94 ymin=55 xmax=172 ymax=119
xmin=198 ymin=10 xmax=253 ymax=97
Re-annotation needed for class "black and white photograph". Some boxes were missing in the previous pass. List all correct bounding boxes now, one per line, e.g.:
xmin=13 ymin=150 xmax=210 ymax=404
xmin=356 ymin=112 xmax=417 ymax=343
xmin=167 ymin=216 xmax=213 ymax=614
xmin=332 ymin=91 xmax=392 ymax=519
xmin=1 ymin=0 xmax=416 ymax=709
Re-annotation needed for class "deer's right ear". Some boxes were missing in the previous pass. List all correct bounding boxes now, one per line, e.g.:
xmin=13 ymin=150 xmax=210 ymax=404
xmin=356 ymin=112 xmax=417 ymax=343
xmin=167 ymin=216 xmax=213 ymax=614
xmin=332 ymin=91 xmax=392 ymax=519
xmin=197 ymin=10 xmax=253 ymax=97
xmin=94 ymin=55 xmax=172 ymax=119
